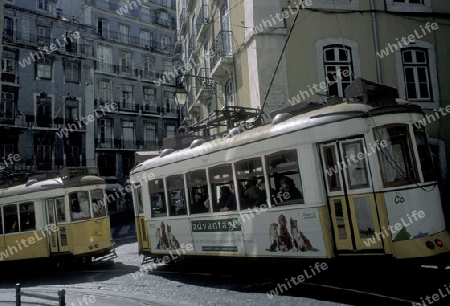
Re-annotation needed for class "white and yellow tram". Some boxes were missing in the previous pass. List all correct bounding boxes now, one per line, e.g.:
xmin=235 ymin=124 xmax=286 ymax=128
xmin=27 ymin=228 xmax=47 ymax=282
xmin=130 ymin=84 xmax=450 ymax=265
xmin=0 ymin=167 xmax=115 ymax=263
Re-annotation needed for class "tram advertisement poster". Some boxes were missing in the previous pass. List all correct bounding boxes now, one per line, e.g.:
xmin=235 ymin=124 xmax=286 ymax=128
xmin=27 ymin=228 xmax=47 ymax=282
xmin=241 ymin=208 xmax=328 ymax=257
xmin=190 ymin=217 xmax=246 ymax=255
xmin=148 ymin=219 xmax=192 ymax=253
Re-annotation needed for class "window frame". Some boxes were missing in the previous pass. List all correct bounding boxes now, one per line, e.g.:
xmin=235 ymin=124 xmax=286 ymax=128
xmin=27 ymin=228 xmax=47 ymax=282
xmin=64 ymin=61 xmax=80 ymax=83
xmin=36 ymin=57 xmax=52 ymax=80
xmin=395 ymin=42 xmax=439 ymax=110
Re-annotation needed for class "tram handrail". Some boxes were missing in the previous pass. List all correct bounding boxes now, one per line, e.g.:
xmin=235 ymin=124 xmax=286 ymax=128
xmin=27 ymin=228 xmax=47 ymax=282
xmin=15 ymin=283 xmax=66 ymax=306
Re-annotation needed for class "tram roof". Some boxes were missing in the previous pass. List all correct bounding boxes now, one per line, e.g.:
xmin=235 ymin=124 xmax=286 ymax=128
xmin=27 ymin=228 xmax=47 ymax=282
xmin=130 ymin=100 xmax=423 ymax=176
xmin=0 ymin=175 xmax=105 ymax=199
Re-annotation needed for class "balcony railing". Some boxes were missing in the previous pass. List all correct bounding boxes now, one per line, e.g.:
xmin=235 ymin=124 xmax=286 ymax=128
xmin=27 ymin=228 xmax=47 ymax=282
xmin=122 ymin=139 xmax=137 ymax=149
xmin=96 ymin=29 xmax=174 ymax=53
xmin=155 ymin=16 xmax=176 ymax=29
xmin=211 ymin=30 xmax=233 ymax=69
xmin=196 ymin=5 xmax=209 ymax=35
xmin=95 ymin=138 xmax=114 ymax=149
xmin=143 ymin=141 xmax=158 ymax=150
xmin=118 ymin=102 xmax=139 ymax=112
xmin=142 ymin=103 xmax=159 ymax=114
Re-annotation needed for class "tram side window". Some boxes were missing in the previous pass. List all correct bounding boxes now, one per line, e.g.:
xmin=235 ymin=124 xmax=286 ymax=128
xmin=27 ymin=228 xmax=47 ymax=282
xmin=187 ymin=170 xmax=209 ymax=214
xmin=322 ymin=145 xmax=342 ymax=192
xmin=92 ymin=189 xmax=107 ymax=218
xmin=374 ymin=125 xmax=417 ymax=187
xmin=69 ymin=191 xmax=91 ymax=221
xmin=413 ymin=127 xmax=435 ymax=183
xmin=56 ymin=198 xmax=66 ymax=222
xmin=20 ymin=202 xmax=36 ymax=231
xmin=235 ymin=158 xmax=266 ymax=209
xmin=166 ymin=175 xmax=186 ymax=216
xmin=266 ymin=150 xmax=304 ymax=206
xmin=4 ymin=204 xmax=18 ymax=233
xmin=209 ymin=164 xmax=236 ymax=212
xmin=149 ymin=179 xmax=166 ymax=217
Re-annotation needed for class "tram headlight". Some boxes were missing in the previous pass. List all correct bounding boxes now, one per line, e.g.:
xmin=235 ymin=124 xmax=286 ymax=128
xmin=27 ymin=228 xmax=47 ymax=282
xmin=435 ymin=239 xmax=444 ymax=247
xmin=425 ymin=241 xmax=435 ymax=250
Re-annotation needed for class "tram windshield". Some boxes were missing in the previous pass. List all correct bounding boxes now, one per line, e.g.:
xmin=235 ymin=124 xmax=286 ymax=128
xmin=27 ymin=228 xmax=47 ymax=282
xmin=374 ymin=125 xmax=417 ymax=187
xmin=69 ymin=191 xmax=91 ymax=221
xmin=92 ymin=189 xmax=107 ymax=218
xmin=413 ymin=126 xmax=435 ymax=182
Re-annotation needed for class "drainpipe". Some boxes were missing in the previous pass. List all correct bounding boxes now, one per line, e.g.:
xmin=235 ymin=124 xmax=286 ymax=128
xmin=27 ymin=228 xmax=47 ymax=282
xmin=370 ymin=0 xmax=382 ymax=83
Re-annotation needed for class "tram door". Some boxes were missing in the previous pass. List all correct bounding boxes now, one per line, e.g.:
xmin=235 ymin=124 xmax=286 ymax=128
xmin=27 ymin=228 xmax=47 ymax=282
xmin=46 ymin=198 xmax=70 ymax=254
xmin=320 ymin=139 xmax=383 ymax=252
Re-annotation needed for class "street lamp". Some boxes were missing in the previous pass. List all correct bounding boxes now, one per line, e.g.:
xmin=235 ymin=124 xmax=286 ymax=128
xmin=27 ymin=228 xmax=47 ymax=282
xmin=174 ymin=87 xmax=188 ymax=133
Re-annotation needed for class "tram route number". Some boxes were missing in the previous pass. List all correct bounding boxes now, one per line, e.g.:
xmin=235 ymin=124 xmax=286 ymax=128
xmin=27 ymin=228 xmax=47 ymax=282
xmin=395 ymin=196 xmax=405 ymax=204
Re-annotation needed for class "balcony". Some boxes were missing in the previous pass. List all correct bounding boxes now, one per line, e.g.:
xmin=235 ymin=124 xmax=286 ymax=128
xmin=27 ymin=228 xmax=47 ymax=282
xmin=196 ymin=5 xmax=209 ymax=41
xmin=94 ymin=99 xmax=117 ymax=111
xmin=179 ymin=8 xmax=187 ymax=32
xmin=210 ymin=31 xmax=234 ymax=79
xmin=142 ymin=104 xmax=159 ymax=114
xmin=95 ymin=61 xmax=116 ymax=74
xmin=118 ymin=65 xmax=138 ymax=78
xmin=188 ymin=34 xmax=198 ymax=57
xmin=1 ymin=72 xmax=18 ymax=84
xmin=118 ymin=102 xmax=139 ymax=113
xmin=155 ymin=16 xmax=176 ymax=29
xmin=141 ymin=70 xmax=160 ymax=81
xmin=195 ymin=69 xmax=214 ymax=103
xmin=95 ymin=138 xmax=114 ymax=149
xmin=143 ymin=141 xmax=158 ymax=150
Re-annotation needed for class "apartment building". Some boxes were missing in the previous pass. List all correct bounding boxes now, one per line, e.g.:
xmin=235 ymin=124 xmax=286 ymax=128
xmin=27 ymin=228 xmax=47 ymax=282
xmin=176 ymin=0 xmax=289 ymax=136
xmin=2 ymin=0 xmax=179 ymax=192
xmin=2 ymin=0 xmax=91 ymax=174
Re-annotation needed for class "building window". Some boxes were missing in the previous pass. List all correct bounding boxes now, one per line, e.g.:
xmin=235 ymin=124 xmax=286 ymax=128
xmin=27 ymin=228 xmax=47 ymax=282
xmin=402 ymin=48 xmax=431 ymax=102
xmin=119 ymin=24 xmax=130 ymax=44
xmin=36 ymin=57 xmax=52 ymax=79
xmin=99 ymin=119 xmax=113 ymax=147
xmin=323 ymin=45 xmax=354 ymax=97
xmin=122 ymin=121 xmax=135 ymax=148
xmin=38 ymin=0 xmax=49 ymax=11
xmin=121 ymin=85 xmax=134 ymax=109
xmin=140 ymin=30 xmax=152 ymax=48
xmin=65 ymin=61 xmax=79 ymax=83
xmin=65 ymin=31 xmax=77 ymax=53
xmin=161 ymin=35 xmax=170 ymax=50
xmin=386 ymin=0 xmax=431 ymax=12
xmin=36 ymin=144 xmax=52 ymax=170
xmin=143 ymin=88 xmax=156 ymax=111
xmin=98 ymin=19 xmax=109 ymax=38
xmin=144 ymin=123 xmax=157 ymax=149
xmin=224 ymin=79 xmax=234 ymax=106
xmin=3 ymin=18 xmax=14 ymax=40
xmin=0 ymin=92 xmax=14 ymax=120
xmin=395 ymin=42 xmax=439 ymax=109
xmin=121 ymin=52 xmax=132 ymax=75
xmin=316 ymin=39 xmax=361 ymax=101
xmin=1 ymin=51 xmax=16 ymax=83
xmin=166 ymin=125 xmax=175 ymax=138
xmin=36 ymin=94 xmax=52 ymax=127
xmin=97 ymin=45 xmax=112 ymax=72
xmin=164 ymin=91 xmax=175 ymax=113
xmin=143 ymin=56 xmax=154 ymax=79
xmin=65 ymin=98 xmax=79 ymax=124
xmin=37 ymin=26 xmax=50 ymax=45
xmin=99 ymin=80 xmax=112 ymax=103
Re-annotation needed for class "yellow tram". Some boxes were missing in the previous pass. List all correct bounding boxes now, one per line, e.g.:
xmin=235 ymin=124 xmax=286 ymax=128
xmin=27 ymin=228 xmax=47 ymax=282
xmin=130 ymin=80 xmax=450 ymax=265
xmin=0 ymin=167 xmax=115 ymax=264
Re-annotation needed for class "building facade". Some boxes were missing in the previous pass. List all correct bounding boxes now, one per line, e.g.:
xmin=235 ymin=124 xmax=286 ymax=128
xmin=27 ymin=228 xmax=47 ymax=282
xmin=176 ymin=0 xmax=289 ymax=136
xmin=2 ymin=0 xmax=91 ymax=176
xmin=1 ymin=0 xmax=179 ymax=191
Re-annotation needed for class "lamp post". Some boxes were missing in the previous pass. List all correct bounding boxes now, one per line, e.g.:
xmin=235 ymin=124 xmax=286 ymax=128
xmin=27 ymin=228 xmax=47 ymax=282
xmin=174 ymin=87 xmax=188 ymax=134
